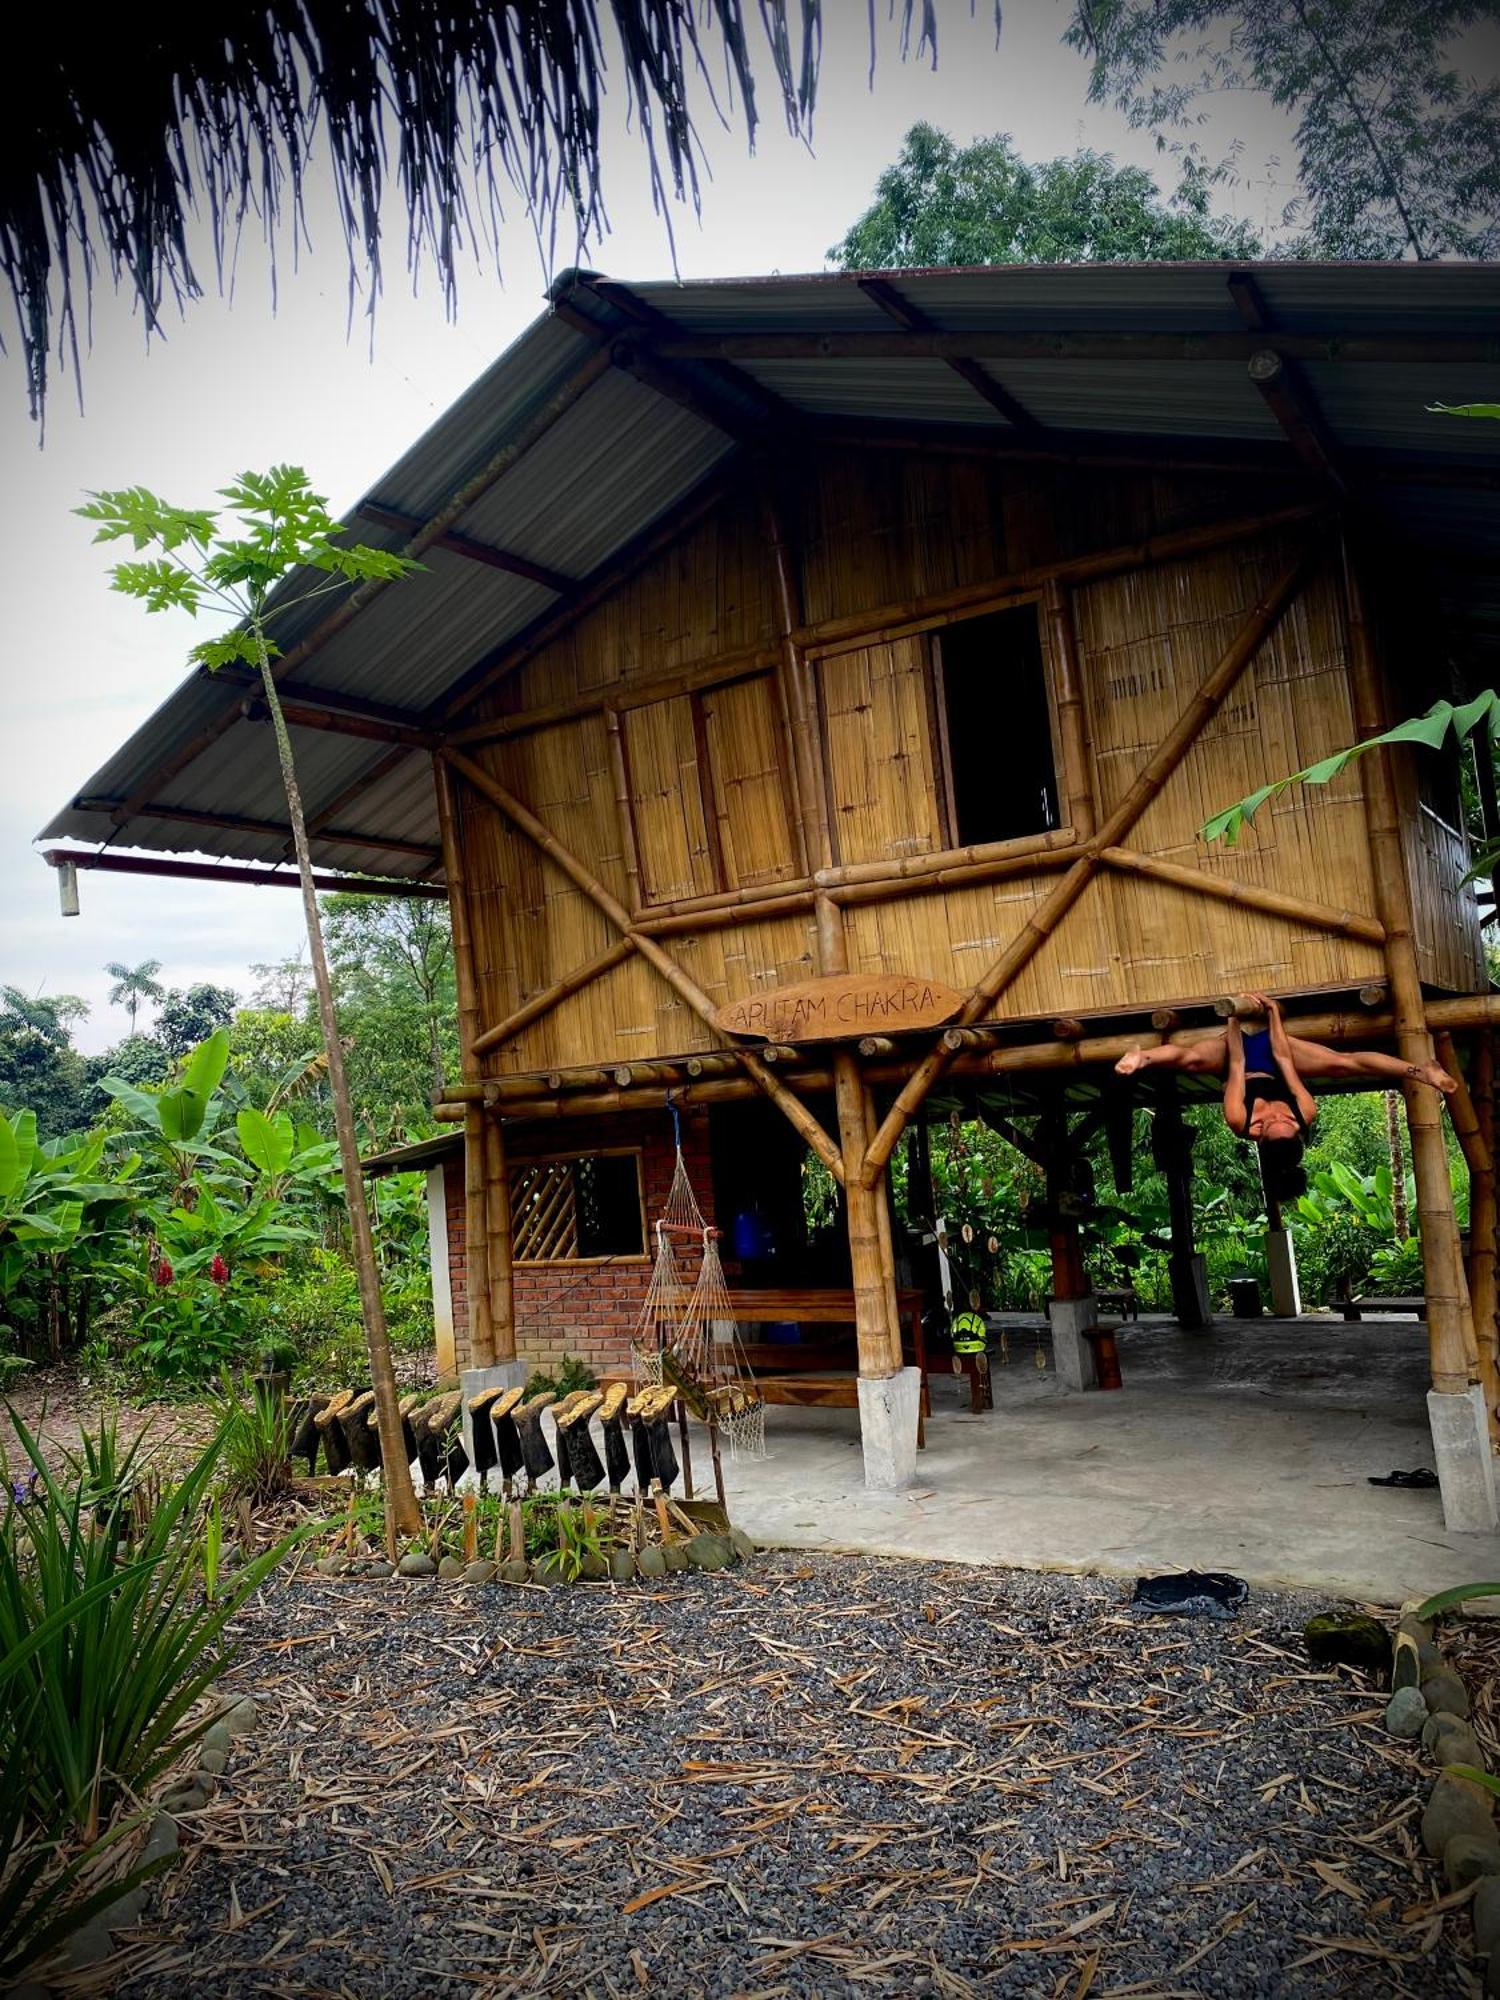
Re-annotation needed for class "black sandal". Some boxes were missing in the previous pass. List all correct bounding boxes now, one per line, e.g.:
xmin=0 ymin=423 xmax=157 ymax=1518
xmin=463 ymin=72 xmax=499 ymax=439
xmin=1368 ymin=1468 xmax=1439 ymax=1489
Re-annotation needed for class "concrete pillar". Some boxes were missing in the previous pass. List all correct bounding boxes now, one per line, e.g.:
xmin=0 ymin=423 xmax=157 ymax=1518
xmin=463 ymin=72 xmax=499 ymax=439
xmin=426 ymin=1165 xmax=456 ymax=1378
xmin=459 ymin=1360 xmax=529 ymax=1489
xmin=1266 ymin=1227 xmax=1302 ymax=1317
xmin=1049 ymin=1294 xmax=1099 ymax=1393
xmin=857 ymin=1367 xmax=922 ymax=1490
xmin=1428 ymin=1385 xmax=1499 ymax=1534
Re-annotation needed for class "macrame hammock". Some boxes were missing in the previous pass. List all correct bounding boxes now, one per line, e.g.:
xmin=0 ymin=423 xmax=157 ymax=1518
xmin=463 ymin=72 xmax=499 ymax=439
xmin=631 ymin=1109 xmax=765 ymax=1460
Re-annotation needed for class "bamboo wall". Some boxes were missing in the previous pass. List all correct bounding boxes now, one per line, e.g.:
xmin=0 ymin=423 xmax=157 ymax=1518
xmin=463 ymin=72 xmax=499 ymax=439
xmin=451 ymin=448 xmax=1482 ymax=1076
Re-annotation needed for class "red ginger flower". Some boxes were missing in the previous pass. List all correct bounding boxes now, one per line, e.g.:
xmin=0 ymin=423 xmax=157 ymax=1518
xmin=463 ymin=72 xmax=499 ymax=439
xmin=209 ymin=1254 xmax=229 ymax=1286
xmin=153 ymin=1256 xmax=174 ymax=1287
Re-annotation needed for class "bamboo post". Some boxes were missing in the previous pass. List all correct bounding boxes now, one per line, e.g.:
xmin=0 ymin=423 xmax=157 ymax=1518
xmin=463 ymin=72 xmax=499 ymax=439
xmin=1437 ymin=1030 xmax=1499 ymax=1439
xmin=473 ymin=939 xmax=635 ymax=1057
xmin=483 ymin=1113 xmax=515 ymax=1363
xmin=1043 ymin=578 xmax=1096 ymax=839
xmin=1345 ymin=545 xmax=1494 ymax=1525
xmin=860 ymin=536 xmax=1324 ymax=1186
xmin=1099 ymin=846 xmax=1384 ymax=943
xmin=604 ymin=710 xmax=645 ymax=913
xmin=463 ymin=1106 xmax=495 ymax=1367
xmin=763 ymin=468 xmax=831 ymax=874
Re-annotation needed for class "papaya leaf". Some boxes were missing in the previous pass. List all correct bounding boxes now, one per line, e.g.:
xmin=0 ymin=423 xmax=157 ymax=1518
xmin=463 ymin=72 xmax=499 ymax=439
xmin=1415 ymin=1582 xmax=1500 ymax=1622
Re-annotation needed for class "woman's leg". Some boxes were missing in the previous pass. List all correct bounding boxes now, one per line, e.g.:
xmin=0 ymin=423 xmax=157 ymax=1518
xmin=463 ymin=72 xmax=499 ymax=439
xmin=1286 ymin=1037 xmax=1457 ymax=1094
xmin=1115 ymin=1034 xmax=1228 ymax=1079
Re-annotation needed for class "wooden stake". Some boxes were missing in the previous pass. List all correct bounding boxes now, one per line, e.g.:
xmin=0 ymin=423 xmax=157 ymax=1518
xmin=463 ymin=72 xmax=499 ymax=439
xmin=1345 ymin=546 xmax=1473 ymax=1397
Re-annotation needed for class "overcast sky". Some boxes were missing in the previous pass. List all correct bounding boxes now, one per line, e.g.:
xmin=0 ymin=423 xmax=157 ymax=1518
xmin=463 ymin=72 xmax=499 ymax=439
xmin=0 ymin=6 xmax=1298 ymax=1054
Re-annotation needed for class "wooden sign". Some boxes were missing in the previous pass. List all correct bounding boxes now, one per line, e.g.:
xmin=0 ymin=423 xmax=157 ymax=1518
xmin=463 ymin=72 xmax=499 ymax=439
xmin=712 ymin=972 xmax=964 ymax=1044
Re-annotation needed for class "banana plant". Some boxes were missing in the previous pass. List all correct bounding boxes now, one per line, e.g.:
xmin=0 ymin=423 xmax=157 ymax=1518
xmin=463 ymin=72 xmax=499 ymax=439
xmin=100 ymin=1029 xmax=233 ymax=1200
xmin=234 ymin=1105 xmax=338 ymax=1203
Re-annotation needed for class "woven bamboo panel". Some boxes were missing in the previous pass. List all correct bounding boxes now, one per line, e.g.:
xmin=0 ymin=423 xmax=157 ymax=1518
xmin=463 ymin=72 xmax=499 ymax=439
xmin=820 ymin=637 xmax=945 ymax=866
xmin=700 ymin=675 xmax=799 ymax=888
xmin=622 ymin=696 xmax=715 ymax=905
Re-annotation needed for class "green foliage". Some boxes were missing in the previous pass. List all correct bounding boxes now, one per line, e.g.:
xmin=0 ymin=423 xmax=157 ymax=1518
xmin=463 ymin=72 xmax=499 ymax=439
xmin=211 ymin=1376 xmax=294 ymax=1503
xmin=156 ymin=985 xmax=237 ymax=1059
xmin=321 ymin=897 xmax=457 ymax=1138
xmin=1066 ymin=0 xmax=1500 ymax=261
xmin=830 ymin=122 xmax=1260 ymax=270
xmin=0 ymin=1410 xmax=298 ymax=1841
xmin=104 ymin=960 xmax=165 ymax=1035
xmin=525 ymin=1354 xmax=598 ymax=1400
xmin=0 ymin=988 xmax=92 ymax=1142
xmin=1369 ymin=1236 xmax=1426 ymax=1294
xmin=539 ymin=1504 xmax=608 ymax=1582
xmin=1416 ymin=1582 xmax=1500 ymax=1622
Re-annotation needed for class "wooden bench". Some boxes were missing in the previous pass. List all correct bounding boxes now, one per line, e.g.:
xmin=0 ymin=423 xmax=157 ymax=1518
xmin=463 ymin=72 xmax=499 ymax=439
xmin=1340 ymin=1294 xmax=1425 ymax=1321
xmin=726 ymin=1288 xmax=930 ymax=1449
xmin=1094 ymin=1286 xmax=1139 ymax=1321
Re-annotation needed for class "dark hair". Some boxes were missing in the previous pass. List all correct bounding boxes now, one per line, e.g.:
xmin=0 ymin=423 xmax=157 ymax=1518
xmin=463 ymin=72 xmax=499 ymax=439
xmin=1257 ymin=1134 xmax=1307 ymax=1202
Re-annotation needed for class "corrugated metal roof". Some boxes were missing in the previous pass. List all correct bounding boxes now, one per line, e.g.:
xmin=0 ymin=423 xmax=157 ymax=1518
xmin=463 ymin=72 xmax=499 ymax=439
xmin=41 ymin=260 xmax=1500 ymax=885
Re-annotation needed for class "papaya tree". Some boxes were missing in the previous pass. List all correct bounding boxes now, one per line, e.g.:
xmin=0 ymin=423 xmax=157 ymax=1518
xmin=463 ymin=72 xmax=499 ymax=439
xmin=78 ymin=471 xmax=423 ymax=1534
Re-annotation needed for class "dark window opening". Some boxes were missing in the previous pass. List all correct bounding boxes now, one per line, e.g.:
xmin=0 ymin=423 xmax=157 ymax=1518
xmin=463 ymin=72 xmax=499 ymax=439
xmin=935 ymin=604 xmax=1058 ymax=846
xmin=513 ymin=1151 xmax=644 ymax=1261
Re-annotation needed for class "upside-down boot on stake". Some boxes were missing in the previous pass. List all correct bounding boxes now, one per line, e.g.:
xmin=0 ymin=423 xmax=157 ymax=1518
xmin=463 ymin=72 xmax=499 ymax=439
xmin=599 ymin=1384 xmax=631 ymax=1526
xmin=289 ymin=1392 xmax=329 ymax=1475
xmin=467 ymin=1386 xmax=504 ymax=1491
xmin=629 ymin=1387 xmax=678 ymax=1543
xmin=342 ymin=1392 xmax=379 ymax=1477
xmin=514 ymin=1394 xmax=556 ymax=1491
xmin=421 ymin=1391 xmax=466 ymax=1489
xmin=558 ymin=1392 xmax=606 ymax=1493
xmin=489 ymin=1387 xmax=527 ymax=1560
xmin=315 ymin=1390 xmax=355 ymax=1475
xmin=397 ymin=1392 xmax=426 ymax=1469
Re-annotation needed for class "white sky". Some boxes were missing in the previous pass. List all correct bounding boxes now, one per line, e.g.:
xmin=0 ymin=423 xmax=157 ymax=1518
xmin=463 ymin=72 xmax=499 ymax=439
xmin=0 ymin=5 xmax=1300 ymax=1054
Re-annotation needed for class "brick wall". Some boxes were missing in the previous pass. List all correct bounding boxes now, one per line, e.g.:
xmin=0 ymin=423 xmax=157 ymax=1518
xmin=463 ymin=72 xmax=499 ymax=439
xmin=444 ymin=1109 xmax=715 ymax=1379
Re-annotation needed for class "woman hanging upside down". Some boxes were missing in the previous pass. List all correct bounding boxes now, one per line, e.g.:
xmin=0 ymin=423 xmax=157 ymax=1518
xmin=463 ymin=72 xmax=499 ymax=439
xmin=1115 ymin=992 xmax=1456 ymax=1201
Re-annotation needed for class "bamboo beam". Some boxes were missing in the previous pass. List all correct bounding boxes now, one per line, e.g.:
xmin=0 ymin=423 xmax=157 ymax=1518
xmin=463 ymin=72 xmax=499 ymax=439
xmin=636 ymin=889 xmax=817 ymax=937
xmin=1100 ymin=846 xmax=1385 ymax=944
xmin=1438 ymin=1031 xmax=1499 ymax=1438
xmin=462 ymin=1106 xmax=495 ymax=1366
xmin=763 ymin=469 xmax=832 ymax=873
xmin=245 ymin=695 xmax=437 ymax=751
xmin=816 ymin=825 xmax=1077 ymax=891
xmin=434 ymin=752 xmax=494 ymax=1365
xmin=652 ymin=329 xmax=1500 ymax=366
xmin=603 ymin=710 xmax=644 ymax=915
xmin=483 ymin=1113 xmax=515 ymax=1362
xmin=40 ymin=847 xmax=443 ymax=899
xmin=1345 ymin=547 xmax=1473 ymax=1401
xmin=1043 ymin=579 xmax=1096 ymax=840
xmin=797 ymin=502 xmax=1327 ymax=653
xmin=356 ymin=502 xmax=575 ymax=595
xmin=298 ymin=744 xmax=414 ymax=858
xmin=446 ymin=642 xmax=780 ymax=748
xmin=471 ymin=939 xmax=635 ymax=1059
xmin=856 ymin=276 xmax=1041 ymax=434
xmin=439 ymin=747 xmax=845 ymax=1181
xmin=859 ymin=537 xmax=1325 ymax=1186
xmin=70 ymin=796 xmax=439 ymax=864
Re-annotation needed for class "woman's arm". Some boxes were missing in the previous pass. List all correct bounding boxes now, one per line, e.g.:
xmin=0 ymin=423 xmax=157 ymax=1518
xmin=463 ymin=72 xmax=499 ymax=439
xmin=1222 ymin=1016 xmax=1247 ymax=1133
xmin=1253 ymin=993 xmax=1318 ymax=1127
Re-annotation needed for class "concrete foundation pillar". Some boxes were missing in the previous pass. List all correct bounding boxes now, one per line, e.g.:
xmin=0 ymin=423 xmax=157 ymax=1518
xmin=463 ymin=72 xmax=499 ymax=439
xmin=1049 ymin=1294 xmax=1099 ymax=1393
xmin=1173 ymin=1252 xmax=1213 ymax=1329
xmin=1428 ymin=1385 xmax=1499 ymax=1534
xmin=426 ymin=1165 xmax=456 ymax=1377
xmin=1265 ymin=1228 xmax=1301 ymax=1317
xmin=459 ymin=1360 xmax=529 ymax=1488
xmin=857 ymin=1367 xmax=922 ymax=1491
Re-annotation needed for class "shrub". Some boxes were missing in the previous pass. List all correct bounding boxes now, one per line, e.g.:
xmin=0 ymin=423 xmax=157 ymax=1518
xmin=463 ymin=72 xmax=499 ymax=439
xmin=525 ymin=1354 xmax=598 ymax=1400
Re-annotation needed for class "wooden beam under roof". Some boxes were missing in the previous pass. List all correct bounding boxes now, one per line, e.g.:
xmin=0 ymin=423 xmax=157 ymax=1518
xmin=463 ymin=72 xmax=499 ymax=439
xmin=647 ymin=328 xmax=1500 ymax=365
xmin=69 ymin=797 xmax=440 ymax=863
xmin=856 ymin=276 xmax=1042 ymax=435
xmin=43 ymin=848 xmax=446 ymax=899
xmin=1228 ymin=269 xmax=1346 ymax=493
xmin=356 ymin=502 xmax=576 ymax=596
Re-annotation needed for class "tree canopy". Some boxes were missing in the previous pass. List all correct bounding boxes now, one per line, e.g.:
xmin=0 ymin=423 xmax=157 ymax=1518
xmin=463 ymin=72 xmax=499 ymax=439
xmin=830 ymin=123 xmax=1262 ymax=269
xmin=1066 ymin=0 xmax=1500 ymax=260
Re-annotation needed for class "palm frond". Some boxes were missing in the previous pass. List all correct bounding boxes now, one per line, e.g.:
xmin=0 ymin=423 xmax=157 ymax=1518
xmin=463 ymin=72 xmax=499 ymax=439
xmin=2 ymin=1 xmax=977 ymax=421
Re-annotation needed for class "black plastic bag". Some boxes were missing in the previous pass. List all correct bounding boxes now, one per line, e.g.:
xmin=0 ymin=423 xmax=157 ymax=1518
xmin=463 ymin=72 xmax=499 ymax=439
xmin=1131 ymin=1570 xmax=1248 ymax=1620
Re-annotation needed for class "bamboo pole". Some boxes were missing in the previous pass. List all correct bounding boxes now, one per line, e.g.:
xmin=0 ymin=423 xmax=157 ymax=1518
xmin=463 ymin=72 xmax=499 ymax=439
xmin=833 ymin=847 xmax=1078 ymax=908
xmin=1099 ymin=847 xmax=1385 ymax=944
xmin=472 ymin=939 xmax=635 ymax=1058
xmin=859 ymin=538 xmax=1325 ymax=1186
xmin=1043 ymin=578 xmax=1096 ymax=840
xmin=635 ymin=888 xmax=817 ymax=936
xmin=604 ymin=710 xmax=644 ymax=914
xmin=439 ymin=746 xmax=845 ymax=1181
xmin=1437 ymin=1030 xmax=1499 ymax=1435
xmin=482 ymin=1113 xmax=515 ymax=1362
xmin=814 ymin=824 xmax=1076 ymax=889
xmin=445 ymin=641 xmax=780 ymax=747
xmin=463 ymin=1106 xmax=495 ymax=1366
xmin=1344 ymin=549 xmax=1473 ymax=1399
xmin=818 ymin=893 xmax=902 ymax=1379
xmin=764 ymin=471 xmax=833 ymax=873
xmin=434 ymin=754 xmax=494 ymax=1365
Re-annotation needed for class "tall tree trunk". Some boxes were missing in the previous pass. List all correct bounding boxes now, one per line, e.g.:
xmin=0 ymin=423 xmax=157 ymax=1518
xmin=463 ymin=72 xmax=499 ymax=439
xmin=1386 ymin=1090 xmax=1409 ymax=1240
xmin=254 ymin=637 xmax=421 ymax=1537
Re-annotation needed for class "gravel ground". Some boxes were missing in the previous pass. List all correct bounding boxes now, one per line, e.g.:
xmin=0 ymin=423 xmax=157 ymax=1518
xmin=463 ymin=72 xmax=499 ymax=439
xmin=95 ymin=1555 xmax=1481 ymax=2000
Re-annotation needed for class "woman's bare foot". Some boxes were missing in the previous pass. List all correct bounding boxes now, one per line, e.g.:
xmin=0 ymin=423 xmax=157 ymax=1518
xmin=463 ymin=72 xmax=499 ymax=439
xmin=1413 ymin=1060 xmax=1458 ymax=1094
xmin=1115 ymin=1047 xmax=1148 ymax=1077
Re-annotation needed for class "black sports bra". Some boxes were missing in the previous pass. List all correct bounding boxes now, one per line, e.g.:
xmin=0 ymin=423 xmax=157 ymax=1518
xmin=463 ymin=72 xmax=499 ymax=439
xmin=1240 ymin=1068 xmax=1306 ymax=1138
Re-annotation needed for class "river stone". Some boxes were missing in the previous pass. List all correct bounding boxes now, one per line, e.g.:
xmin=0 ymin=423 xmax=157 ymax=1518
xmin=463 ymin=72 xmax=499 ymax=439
xmin=201 ymin=1719 xmax=232 ymax=1757
xmin=1424 ymin=1714 xmax=1485 ymax=1769
xmin=729 ymin=1527 xmax=757 ymax=1563
xmin=1385 ymin=1686 xmax=1429 ymax=1739
xmin=609 ymin=1548 xmax=636 ymax=1582
xmin=662 ymin=1543 xmax=690 ymax=1573
xmin=366 ymin=1559 xmax=395 ymax=1579
xmin=579 ymin=1552 xmax=609 ymax=1581
xmin=1475 ymin=1876 xmax=1500 ymax=1958
xmin=437 ymin=1556 xmax=466 ymax=1580
xmin=197 ymin=1745 xmax=227 ymax=1777
xmin=220 ymin=1696 xmax=257 ymax=1738
xmin=1423 ymin=1771 xmax=1496 ymax=1857
xmin=1424 ymin=1668 xmax=1472 ymax=1717
xmin=1446 ymin=1833 xmax=1500 ymax=1891
xmin=1303 ymin=1611 xmax=1390 ymax=1671
xmin=397 ymin=1551 xmax=437 ymax=1578
xmin=68 ymin=1918 xmax=115 ymax=1967
xmin=637 ymin=1545 xmax=668 ymax=1578
xmin=498 ymin=1558 xmax=530 ymax=1584
xmin=685 ymin=1533 xmax=737 ymax=1572
xmin=315 ymin=1552 xmax=350 ymax=1576
xmin=142 ymin=1809 xmax=179 ymax=1867
xmin=162 ymin=1780 xmax=209 ymax=1816
xmin=463 ymin=1559 xmax=498 ymax=1585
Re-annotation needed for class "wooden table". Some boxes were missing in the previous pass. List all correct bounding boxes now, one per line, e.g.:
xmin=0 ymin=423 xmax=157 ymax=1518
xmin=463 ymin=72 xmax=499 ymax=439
xmin=1339 ymin=1294 xmax=1425 ymax=1321
xmin=724 ymin=1287 xmax=931 ymax=1449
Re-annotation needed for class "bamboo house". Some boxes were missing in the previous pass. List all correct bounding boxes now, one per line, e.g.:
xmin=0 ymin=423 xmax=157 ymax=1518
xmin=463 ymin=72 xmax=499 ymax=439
xmin=41 ymin=262 xmax=1500 ymax=1528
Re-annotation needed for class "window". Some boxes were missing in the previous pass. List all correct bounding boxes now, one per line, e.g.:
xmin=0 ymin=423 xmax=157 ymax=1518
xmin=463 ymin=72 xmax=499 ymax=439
xmin=512 ymin=1151 xmax=646 ymax=1262
xmin=933 ymin=604 xmax=1059 ymax=846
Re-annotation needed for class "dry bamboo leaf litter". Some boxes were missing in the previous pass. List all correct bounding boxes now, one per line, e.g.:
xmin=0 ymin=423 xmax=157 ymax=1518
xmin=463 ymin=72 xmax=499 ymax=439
xmin=107 ymin=1556 xmax=1474 ymax=1999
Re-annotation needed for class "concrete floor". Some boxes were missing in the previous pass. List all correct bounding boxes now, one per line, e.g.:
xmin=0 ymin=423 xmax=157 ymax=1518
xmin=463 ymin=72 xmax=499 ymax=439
xmin=720 ymin=1313 xmax=1500 ymax=1606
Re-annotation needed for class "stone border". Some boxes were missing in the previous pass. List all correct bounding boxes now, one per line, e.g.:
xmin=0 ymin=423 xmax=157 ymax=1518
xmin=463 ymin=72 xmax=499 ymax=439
xmin=44 ymin=1693 xmax=263 ymax=1984
xmin=1384 ymin=1609 xmax=1500 ymax=1991
xmin=314 ymin=1527 xmax=757 ymax=1584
